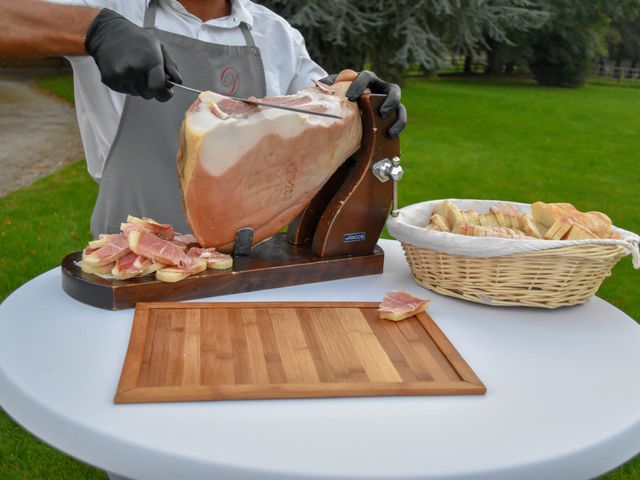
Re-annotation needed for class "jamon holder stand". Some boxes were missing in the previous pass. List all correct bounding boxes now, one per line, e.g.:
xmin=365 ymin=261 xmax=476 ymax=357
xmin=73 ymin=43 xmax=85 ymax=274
xmin=61 ymin=94 xmax=402 ymax=310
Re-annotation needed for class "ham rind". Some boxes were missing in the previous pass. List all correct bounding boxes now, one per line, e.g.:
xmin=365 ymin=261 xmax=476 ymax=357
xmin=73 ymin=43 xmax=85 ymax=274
xmin=177 ymin=69 xmax=363 ymax=251
xmin=128 ymin=229 xmax=190 ymax=266
xmin=83 ymin=234 xmax=130 ymax=267
xmin=378 ymin=291 xmax=430 ymax=322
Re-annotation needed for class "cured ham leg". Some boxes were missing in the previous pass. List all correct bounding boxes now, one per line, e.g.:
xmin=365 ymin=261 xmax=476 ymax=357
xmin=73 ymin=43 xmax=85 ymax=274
xmin=177 ymin=70 xmax=363 ymax=251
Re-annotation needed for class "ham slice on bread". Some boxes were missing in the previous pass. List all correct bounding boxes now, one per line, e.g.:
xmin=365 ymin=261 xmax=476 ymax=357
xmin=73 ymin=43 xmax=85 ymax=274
xmin=156 ymin=257 xmax=207 ymax=283
xmin=82 ymin=234 xmax=130 ymax=267
xmin=187 ymin=247 xmax=233 ymax=270
xmin=120 ymin=215 xmax=175 ymax=239
xmin=111 ymin=252 xmax=156 ymax=280
xmin=378 ymin=291 xmax=430 ymax=322
xmin=80 ymin=260 xmax=115 ymax=278
xmin=128 ymin=229 xmax=191 ymax=266
xmin=79 ymin=215 xmax=231 ymax=283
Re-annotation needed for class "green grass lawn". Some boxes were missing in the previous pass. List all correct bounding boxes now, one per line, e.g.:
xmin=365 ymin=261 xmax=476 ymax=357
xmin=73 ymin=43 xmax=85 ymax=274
xmin=1 ymin=74 xmax=638 ymax=479
xmin=35 ymin=74 xmax=76 ymax=104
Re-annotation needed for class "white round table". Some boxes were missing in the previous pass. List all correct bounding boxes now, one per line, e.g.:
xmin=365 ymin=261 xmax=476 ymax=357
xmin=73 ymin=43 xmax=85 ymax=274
xmin=1 ymin=239 xmax=639 ymax=480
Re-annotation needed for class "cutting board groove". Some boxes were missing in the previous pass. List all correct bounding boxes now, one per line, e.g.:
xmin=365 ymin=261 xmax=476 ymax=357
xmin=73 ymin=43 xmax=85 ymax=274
xmin=116 ymin=302 xmax=485 ymax=403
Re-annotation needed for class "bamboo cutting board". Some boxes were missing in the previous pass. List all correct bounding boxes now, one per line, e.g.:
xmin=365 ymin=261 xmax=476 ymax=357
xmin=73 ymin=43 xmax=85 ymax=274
xmin=115 ymin=302 xmax=485 ymax=403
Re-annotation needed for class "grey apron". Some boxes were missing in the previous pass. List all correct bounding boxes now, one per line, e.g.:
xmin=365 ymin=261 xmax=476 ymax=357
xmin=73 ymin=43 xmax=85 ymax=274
xmin=91 ymin=0 xmax=266 ymax=236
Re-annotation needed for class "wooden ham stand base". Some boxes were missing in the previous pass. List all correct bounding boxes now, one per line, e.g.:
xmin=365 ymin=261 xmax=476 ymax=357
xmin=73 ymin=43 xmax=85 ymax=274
xmin=61 ymin=95 xmax=399 ymax=310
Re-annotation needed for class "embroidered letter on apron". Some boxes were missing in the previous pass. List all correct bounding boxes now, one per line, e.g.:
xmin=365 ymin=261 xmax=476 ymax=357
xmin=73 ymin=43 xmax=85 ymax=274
xmin=91 ymin=0 xmax=266 ymax=236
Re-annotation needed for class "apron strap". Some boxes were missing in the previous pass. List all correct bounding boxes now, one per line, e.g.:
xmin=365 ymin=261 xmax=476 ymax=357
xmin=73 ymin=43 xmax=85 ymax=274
xmin=144 ymin=0 xmax=159 ymax=29
xmin=144 ymin=1 xmax=255 ymax=48
xmin=239 ymin=22 xmax=256 ymax=47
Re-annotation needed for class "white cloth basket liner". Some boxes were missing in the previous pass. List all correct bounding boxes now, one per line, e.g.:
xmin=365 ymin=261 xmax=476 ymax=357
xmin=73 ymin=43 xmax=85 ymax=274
xmin=386 ymin=199 xmax=640 ymax=269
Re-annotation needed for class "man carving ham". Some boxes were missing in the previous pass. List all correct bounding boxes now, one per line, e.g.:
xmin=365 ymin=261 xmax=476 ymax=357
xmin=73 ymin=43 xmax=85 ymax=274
xmin=1 ymin=1 xmax=406 ymax=476
xmin=0 ymin=0 xmax=406 ymax=241
xmin=2 ymin=0 xmax=409 ymax=243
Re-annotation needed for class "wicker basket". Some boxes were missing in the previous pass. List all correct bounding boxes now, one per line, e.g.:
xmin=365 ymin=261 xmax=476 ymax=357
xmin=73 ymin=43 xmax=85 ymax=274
xmin=402 ymin=243 xmax=627 ymax=308
xmin=388 ymin=199 xmax=638 ymax=309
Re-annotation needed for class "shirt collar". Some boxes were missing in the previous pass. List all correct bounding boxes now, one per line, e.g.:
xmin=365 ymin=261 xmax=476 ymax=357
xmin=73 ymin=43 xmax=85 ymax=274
xmin=152 ymin=0 xmax=254 ymax=29
xmin=231 ymin=0 xmax=254 ymax=28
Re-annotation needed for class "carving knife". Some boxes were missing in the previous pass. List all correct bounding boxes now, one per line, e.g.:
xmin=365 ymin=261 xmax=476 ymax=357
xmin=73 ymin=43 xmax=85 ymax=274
xmin=168 ymin=81 xmax=343 ymax=119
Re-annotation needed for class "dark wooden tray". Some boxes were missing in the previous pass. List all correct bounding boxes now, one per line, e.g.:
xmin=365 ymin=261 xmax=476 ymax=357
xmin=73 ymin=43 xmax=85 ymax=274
xmin=61 ymin=233 xmax=384 ymax=310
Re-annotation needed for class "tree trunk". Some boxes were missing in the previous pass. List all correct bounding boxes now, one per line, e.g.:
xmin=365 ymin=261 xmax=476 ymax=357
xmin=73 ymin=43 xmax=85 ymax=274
xmin=464 ymin=55 xmax=472 ymax=74
xmin=484 ymin=39 xmax=502 ymax=75
xmin=505 ymin=62 xmax=515 ymax=74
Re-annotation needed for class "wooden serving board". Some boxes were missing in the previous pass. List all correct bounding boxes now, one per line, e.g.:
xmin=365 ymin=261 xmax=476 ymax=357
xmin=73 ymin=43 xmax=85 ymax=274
xmin=116 ymin=302 xmax=485 ymax=403
xmin=61 ymin=234 xmax=384 ymax=310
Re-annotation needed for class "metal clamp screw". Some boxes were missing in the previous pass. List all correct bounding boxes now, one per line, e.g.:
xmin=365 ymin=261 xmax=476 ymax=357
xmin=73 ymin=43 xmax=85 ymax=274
xmin=372 ymin=156 xmax=403 ymax=216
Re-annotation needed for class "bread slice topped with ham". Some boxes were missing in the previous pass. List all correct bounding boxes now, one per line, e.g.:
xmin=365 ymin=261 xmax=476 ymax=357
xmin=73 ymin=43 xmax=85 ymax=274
xmin=78 ymin=216 xmax=233 ymax=283
xmin=378 ymin=291 xmax=431 ymax=322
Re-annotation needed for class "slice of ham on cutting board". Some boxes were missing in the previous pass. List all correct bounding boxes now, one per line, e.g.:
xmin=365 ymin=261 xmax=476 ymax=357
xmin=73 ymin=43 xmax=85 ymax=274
xmin=378 ymin=291 xmax=430 ymax=322
xmin=120 ymin=215 xmax=175 ymax=239
xmin=177 ymin=69 xmax=363 ymax=251
xmin=111 ymin=252 xmax=158 ymax=280
xmin=77 ymin=216 xmax=234 ymax=284
xmin=82 ymin=234 xmax=130 ymax=267
xmin=80 ymin=260 xmax=115 ymax=278
xmin=128 ymin=229 xmax=191 ymax=266
xmin=156 ymin=257 xmax=207 ymax=283
xmin=187 ymin=247 xmax=233 ymax=270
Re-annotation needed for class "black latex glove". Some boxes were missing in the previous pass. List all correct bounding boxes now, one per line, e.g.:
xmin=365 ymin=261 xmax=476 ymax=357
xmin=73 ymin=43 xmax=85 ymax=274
xmin=320 ymin=71 xmax=407 ymax=138
xmin=84 ymin=8 xmax=181 ymax=102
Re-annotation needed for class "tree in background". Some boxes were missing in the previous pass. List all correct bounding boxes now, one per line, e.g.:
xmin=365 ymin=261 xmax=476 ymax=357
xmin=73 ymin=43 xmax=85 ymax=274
xmin=527 ymin=0 xmax=640 ymax=87
xmin=444 ymin=0 xmax=547 ymax=75
xmin=482 ymin=31 xmax=537 ymax=75
xmin=608 ymin=17 xmax=640 ymax=69
xmin=261 ymin=0 xmax=546 ymax=82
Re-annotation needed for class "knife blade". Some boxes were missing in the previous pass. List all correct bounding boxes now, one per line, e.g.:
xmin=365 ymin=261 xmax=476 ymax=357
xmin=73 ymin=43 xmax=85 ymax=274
xmin=168 ymin=81 xmax=343 ymax=119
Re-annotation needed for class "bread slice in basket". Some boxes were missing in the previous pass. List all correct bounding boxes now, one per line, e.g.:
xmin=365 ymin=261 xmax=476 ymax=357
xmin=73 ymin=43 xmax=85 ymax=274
xmin=426 ymin=200 xmax=614 ymax=241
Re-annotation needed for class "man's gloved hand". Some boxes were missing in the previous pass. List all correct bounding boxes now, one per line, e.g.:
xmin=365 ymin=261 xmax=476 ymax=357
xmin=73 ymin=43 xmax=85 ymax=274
xmin=84 ymin=9 xmax=181 ymax=102
xmin=320 ymin=71 xmax=407 ymax=138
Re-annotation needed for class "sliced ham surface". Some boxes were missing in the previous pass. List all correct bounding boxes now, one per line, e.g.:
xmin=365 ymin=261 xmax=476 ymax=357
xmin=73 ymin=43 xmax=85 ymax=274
xmin=82 ymin=234 xmax=130 ymax=267
xmin=187 ymin=247 xmax=233 ymax=269
xmin=80 ymin=216 xmax=228 ymax=282
xmin=111 ymin=252 xmax=153 ymax=280
xmin=121 ymin=215 xmax=175 ymax=239
xmin=173 ymin=233 xmax=198 ymax=244
xmin=128 ymin=229 xmax=190 ymax=266
xmin=378 ymin=291 xmax=430 ymax=322
xmin=177 ymin=69 xmax=363 ymax=251
xmin=156 ymin=257 xmax=207 ymax=283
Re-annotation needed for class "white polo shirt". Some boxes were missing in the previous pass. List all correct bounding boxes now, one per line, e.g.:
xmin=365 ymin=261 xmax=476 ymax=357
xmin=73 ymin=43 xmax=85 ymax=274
xmin=48 ymin=0 xmax=327 ymax=181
